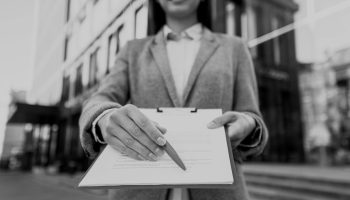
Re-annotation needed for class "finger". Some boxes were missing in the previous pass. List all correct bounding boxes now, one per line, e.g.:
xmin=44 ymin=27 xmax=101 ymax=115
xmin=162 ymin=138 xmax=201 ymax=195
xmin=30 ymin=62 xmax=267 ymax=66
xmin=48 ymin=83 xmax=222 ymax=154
xmin=126 ymin=107 xmax=166 ymax=146
xmin=120 ymin=117 xmax=165 ymax=157
xmin=107 ymin=135 xmax=144 ymax=161
xmin=231 ymin=140 xmax=241 ymax=149
xmin=207 ymin=112 xmax=238 ymax=129
xmin=227 ymin=121 xmax=245 ymax=141
xmin=153 ymin=121 xmax=167 ymax=134
xmin=113 ymin=125 xmax=158 ymax=161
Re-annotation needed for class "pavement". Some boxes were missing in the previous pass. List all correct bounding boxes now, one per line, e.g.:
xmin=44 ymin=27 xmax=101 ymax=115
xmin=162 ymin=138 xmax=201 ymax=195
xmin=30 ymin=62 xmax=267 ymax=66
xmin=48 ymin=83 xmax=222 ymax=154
xmin=0 ymin=170 xmax=108 ymax=200
xmin=243 ymin=164 xmax=350 ymax=200
xmin=1 ymin=164 xmax=349 ymax=200
xmin=243 ymin=163 xmax=350 ymax=182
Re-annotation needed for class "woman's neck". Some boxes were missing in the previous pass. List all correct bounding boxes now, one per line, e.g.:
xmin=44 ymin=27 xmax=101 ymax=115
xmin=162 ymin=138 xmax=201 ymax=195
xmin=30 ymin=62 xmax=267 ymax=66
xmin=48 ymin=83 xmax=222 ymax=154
xmin=166 ymin=14 xmax=198 ymax=33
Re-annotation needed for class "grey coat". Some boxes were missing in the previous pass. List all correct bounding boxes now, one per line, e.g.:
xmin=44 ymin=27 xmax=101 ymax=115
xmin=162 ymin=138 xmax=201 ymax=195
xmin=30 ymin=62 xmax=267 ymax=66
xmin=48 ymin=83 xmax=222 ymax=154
xmin=79 ymin=27 xmax=268 ymax=200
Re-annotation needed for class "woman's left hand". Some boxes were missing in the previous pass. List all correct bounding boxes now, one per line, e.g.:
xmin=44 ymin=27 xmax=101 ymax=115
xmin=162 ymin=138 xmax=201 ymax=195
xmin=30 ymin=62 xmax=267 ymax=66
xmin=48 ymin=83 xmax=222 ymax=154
xmin=207 ymin=112 xmax=256 ymax=148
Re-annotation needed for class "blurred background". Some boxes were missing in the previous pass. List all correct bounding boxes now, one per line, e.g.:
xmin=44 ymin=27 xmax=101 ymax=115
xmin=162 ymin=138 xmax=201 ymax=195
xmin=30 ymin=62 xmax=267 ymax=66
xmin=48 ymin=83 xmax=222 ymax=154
xmin=0 ymin=0 xmax=349 ymax=199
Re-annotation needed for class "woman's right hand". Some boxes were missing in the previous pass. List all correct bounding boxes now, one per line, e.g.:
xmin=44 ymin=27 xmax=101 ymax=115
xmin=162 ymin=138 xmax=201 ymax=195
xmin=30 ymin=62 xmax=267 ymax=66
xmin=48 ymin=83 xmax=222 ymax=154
xmin=97 ymin=104 xmax=167 ymax=161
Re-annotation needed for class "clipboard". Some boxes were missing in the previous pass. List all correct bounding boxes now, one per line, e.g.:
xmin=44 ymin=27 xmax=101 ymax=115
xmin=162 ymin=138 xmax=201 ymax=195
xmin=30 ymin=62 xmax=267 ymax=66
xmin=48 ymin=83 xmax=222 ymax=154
xmin=79 ymin=108 xmax=236 ymax=189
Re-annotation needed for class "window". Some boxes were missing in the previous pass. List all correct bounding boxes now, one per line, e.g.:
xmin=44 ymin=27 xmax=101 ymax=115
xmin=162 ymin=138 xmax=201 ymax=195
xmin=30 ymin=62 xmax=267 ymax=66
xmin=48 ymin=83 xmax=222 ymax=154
xmin=89 ymin=48 xmax=99 ymax=88
xmin=225 ymin=1 xmax=244 ymax=37
xmin=77 ymin=4 xmax=86 ymax=23
xmin=134 ymin=6 xmax=148 ymax=39
xmin=241 ymin=12 xmax=249 ymax=40
xmin=253 ymin=6 xmax=266 ymax=61
xmin=66 ymin=0 xmax=71 ymax=22
xmin=61 ymin=75 xmax=70 ymax=102
xmin=74 ymin=64 xmax=83 ymax=97
xmin=272 ymin=16 xmax=281 ymax=65
xmin=115 ymin=25 xmax=124 ymax=54
xmin=245 ymin=7 xmax=258 ymax=58
xmin=63 ymin=36 xmax=70 ymax=61
xmin=107 ymin=24 xmax=124 ymax=73
xmin=107 ymin=35 xmax=116 ymax=74
xmin=226 ymin=2 xmax=236 ymax=36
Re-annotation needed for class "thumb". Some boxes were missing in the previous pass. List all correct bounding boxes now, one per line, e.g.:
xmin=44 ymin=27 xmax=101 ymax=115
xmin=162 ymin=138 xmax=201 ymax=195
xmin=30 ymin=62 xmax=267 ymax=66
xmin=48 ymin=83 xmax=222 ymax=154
xmin=207 ymin=112 xmax=236 ymax=129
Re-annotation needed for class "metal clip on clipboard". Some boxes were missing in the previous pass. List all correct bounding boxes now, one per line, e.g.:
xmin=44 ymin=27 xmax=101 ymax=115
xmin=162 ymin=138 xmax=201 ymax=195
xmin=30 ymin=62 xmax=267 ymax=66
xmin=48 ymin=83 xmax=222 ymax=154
xmin=156 ymin=107 xmax=198 ymax=113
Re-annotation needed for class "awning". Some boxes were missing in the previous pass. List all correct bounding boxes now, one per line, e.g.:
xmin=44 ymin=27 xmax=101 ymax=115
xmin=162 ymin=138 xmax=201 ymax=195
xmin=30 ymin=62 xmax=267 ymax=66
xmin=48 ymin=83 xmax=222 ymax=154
xmin=7 ymin=102 xmax=60 ymax=125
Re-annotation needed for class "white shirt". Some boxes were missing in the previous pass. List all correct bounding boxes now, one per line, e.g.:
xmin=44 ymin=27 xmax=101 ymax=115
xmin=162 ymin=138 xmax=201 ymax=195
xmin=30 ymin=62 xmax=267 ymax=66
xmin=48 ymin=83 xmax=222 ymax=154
xmin=163 ymin=23 xmax=202 ymax=104
xmin=163 ymin=23 xmax=203 ymax=200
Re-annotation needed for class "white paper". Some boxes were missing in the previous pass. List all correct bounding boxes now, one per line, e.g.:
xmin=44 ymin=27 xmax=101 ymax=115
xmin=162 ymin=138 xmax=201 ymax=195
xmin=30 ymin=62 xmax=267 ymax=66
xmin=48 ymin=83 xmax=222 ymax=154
xmin=79 ymin=108 xmax=234 ymax=187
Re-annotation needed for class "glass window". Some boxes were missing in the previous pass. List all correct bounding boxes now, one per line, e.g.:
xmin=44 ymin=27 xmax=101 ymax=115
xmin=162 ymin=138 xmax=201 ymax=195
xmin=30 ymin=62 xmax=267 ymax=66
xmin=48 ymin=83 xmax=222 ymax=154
xmin=247 ymin=7 xmax=257 ymax=40
xmin=74 ymin=64 xmax=83 ymax=97
xmin=241 ymin=12 xmax=249 ymax=40
xmin=107 ymin=34 xmax=116 ymax=74
xmin=225 ymin=1 xmax=244 ymax=37
xmin=69 ymin=0 xmax=83 ymax=22
xmin=66 ymin=0 xmax=71 ymax=22
xmin=61 ymin=75 xmax=70 ymax=102
xmin=134 ymin=6 xmax=148 ymax=39
xmin=226 ymin=2 xmax=236 ymax=36
xmin=107 ymin=25 xmax=124 ymax=73
xmin=247 ymin=7 xmax=258 ymax=58
xmin=272 ymin=16 xmax=281 ymax=65
xmin=89 ymin=48 xmax=99 ymax=88
xmin=63 ymin=36 xmax=70 ymax=61
xmin=252 ymin=6 xmax=267 ymax=62
xmin=116 ymin=25 xmax=124 ymax=53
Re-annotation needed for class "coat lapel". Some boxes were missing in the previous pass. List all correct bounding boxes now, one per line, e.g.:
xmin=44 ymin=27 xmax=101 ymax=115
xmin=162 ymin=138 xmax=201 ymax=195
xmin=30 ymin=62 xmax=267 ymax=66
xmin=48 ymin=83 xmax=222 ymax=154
xmin=150 ymin=30 xmax=181 ymax=107
xmin=182 ymin=28 xmax=219 ymax=105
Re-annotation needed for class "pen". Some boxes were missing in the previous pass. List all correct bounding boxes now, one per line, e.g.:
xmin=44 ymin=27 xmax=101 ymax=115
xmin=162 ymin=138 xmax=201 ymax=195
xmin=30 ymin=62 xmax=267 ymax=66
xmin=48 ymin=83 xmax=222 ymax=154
xmin=162 ymin=141 xmax=186 ymax=171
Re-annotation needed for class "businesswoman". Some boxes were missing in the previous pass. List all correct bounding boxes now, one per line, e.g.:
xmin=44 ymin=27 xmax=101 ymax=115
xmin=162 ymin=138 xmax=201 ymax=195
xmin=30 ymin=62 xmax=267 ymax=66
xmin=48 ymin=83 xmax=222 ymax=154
xmin=79 ymin=0 xmax=268 ymax=199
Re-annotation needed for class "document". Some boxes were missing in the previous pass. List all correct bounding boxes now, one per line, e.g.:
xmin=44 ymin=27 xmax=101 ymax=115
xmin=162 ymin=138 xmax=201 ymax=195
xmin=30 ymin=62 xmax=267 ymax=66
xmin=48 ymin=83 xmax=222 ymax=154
xmin=79 ymin=108 xmax=234 ymax=188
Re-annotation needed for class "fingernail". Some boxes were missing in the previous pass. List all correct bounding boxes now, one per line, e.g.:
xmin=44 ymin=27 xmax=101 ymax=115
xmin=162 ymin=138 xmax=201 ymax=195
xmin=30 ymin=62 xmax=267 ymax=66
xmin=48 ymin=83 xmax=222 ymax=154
xmin=157 ymin=137 xmax=166 ymax=146
xmin=155 ymin=147 xmax=165 ymax=156
xmin=160 ymin=128 xmax=167 ymax=134
xmin=207 ymin=121 xmax=216 ymax=128
xmin=149 ymin=153 xmax=158 ymax=161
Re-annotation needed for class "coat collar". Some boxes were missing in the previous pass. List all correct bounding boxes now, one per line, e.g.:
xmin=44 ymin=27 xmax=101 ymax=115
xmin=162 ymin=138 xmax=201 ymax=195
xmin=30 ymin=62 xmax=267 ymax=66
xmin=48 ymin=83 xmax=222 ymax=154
xmin=154 ymin=25 xmax=215 ymax=44
xmin=150 ymin=27 xmax=219 ymax=107
xmin=163 ymin=23 xmax=203 ymax=41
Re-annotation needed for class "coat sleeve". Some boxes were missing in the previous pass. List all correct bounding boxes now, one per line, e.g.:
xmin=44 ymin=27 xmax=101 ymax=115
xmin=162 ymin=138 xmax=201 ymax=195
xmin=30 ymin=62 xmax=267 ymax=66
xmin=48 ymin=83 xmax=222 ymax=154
xmin=79 ymin=42 xmax=131 ymax=159
xmin=232 ymin=38 xmax=269 ymax=159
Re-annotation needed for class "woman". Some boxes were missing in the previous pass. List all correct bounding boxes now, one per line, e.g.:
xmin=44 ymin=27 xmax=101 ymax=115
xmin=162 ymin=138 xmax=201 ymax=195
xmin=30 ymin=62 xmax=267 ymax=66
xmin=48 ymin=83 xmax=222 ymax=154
xmin=79 ymin=0 xmax=268 ymax=199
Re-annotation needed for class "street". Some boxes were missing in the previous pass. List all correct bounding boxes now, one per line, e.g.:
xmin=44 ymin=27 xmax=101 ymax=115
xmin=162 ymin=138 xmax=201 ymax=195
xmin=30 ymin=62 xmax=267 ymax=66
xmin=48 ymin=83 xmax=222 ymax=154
xmin=0 ymin=171 xmax=108 ymax=200
xmin=1 ymin=164 xmax=350 ymax=200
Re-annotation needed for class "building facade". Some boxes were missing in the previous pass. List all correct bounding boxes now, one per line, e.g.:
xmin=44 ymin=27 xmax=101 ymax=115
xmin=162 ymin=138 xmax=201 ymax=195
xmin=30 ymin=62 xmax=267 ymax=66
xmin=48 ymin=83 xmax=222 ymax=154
xmin=1 ymin=91 xmax=27 ymax=166
xmin=298 ymin=48 xmax=350 ymax=164
xmin=26 ymin=0 xmax=149 ymax=172
xmin=20 ymin=0 xmax=303 ymax=172
xmin=331 ymin=47 xmax=350 ymax=116
xmin=223 ymin=0 xmax=304 ymax=162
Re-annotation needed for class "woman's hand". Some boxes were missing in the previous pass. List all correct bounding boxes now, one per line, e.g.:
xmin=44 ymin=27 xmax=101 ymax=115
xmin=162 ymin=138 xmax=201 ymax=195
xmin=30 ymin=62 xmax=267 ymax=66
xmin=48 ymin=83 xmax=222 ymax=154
xmin=207 ymin=111 xmax=256 ymax=148
xmin=98 ymin=104 xmax=166 ymax=161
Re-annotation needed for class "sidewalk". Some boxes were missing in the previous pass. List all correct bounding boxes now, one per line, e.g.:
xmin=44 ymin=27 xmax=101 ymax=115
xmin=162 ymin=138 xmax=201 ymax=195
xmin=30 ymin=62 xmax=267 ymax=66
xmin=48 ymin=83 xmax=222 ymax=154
xmin=2 ymin=164 xmax=349 ymax=200
xmin=243 ymin=163 xmax=350 ymax=200
xmin=243 ymin=163 xmax=350 ymax=182
xmin=36 ymin=172 xmax=109 ymax=196
xmin=0 ymin=170 xmax=108 ymax=200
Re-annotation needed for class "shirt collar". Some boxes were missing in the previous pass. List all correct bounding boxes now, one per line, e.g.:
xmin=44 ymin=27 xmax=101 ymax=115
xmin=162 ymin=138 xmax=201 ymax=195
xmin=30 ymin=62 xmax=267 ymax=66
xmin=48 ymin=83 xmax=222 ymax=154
xmin=163 ymin=23 xmax=203 ymax=41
